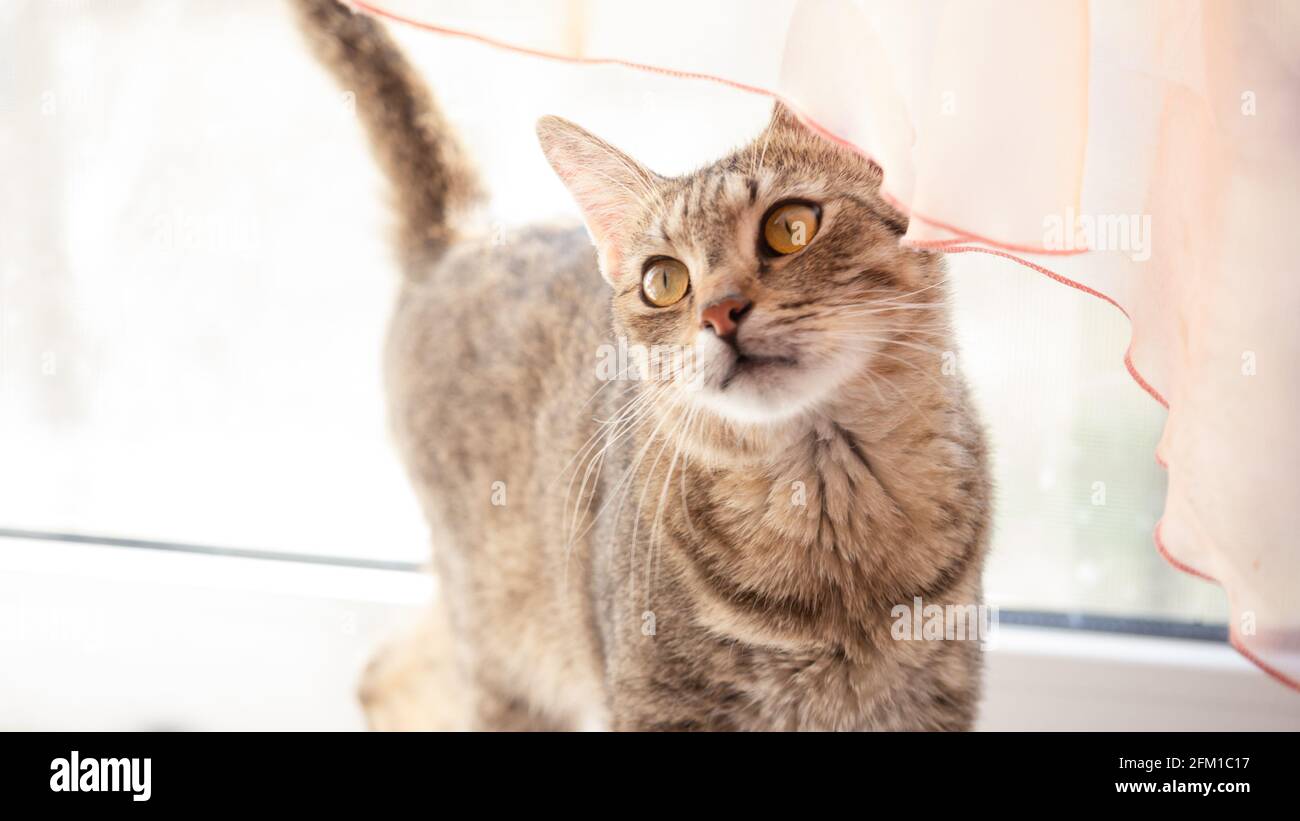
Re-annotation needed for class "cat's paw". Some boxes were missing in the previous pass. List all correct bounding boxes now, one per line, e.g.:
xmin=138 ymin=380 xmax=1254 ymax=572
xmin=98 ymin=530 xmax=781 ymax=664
xmin=357 ymin=609 xmax=468 ymax=731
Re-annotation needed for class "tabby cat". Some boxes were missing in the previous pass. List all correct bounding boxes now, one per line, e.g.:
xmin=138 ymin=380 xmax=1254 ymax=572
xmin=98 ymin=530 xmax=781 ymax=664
xmin=294 ymin=0 xmax=991 ymax=731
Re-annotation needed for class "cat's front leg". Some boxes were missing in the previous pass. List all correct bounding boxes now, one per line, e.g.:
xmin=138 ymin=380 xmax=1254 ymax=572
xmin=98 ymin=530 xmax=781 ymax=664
xmin=605 ymin=678 xmax=739 ymax=732
xmin=358 ymin=602 xmax=469 ymax=731
xmin=602 ymin=625 xmax=747 ymax=731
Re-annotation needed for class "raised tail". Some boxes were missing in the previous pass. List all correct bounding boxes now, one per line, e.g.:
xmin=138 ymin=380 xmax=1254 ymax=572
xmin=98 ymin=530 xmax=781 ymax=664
xmin=292 ymin=0 xmax=480 ymax=273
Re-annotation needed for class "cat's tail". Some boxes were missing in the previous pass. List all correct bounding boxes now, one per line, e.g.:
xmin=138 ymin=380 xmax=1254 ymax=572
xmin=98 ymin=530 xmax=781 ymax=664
xmin=291 ymin=0 xmax=480 ymax=273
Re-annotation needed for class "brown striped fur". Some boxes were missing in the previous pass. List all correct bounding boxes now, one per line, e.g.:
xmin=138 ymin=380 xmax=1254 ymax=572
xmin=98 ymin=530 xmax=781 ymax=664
xmin=296 ymin=0 xmax=991 ymax=731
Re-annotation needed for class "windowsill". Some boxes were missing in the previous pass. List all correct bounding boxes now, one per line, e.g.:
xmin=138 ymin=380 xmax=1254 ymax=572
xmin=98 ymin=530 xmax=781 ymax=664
xmin=2 ymin=536 xmax=1296 ymax=731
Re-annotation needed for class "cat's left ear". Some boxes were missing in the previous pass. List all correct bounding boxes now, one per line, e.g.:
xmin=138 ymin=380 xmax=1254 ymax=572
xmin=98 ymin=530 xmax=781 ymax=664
xmin=536 ymin=116 xmax=660 ymax=285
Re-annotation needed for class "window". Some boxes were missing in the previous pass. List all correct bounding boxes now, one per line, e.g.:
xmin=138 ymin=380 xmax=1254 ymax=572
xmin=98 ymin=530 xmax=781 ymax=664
xmin=0 ymin=1 xmax=1222 ymax=623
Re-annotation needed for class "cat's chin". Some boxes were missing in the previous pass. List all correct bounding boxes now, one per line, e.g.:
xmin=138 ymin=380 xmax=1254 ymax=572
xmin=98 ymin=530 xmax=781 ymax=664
xmin=686 ymin=349 xmax=856 ymax=426
xmin=691 ymin=385 xmax=812 ymax=425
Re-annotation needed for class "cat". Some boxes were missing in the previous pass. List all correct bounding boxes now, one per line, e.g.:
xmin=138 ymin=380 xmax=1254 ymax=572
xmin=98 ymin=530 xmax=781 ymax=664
xmin=294 ymin=0 xmax=992 ymax=731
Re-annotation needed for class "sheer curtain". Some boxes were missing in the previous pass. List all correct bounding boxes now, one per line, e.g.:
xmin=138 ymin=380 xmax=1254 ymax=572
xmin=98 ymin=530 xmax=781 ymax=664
xmin=358 ymin=0 xmax=1300 ymax=689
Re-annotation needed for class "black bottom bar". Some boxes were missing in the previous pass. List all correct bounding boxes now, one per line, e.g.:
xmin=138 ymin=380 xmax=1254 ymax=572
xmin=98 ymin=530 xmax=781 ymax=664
xmin=1 ymin=732 xmax=1288 ymax=808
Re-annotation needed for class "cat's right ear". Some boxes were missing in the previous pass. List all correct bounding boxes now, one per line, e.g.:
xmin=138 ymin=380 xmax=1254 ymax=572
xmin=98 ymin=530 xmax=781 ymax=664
xmin=536 ymin=116 xmax=659 ymax=286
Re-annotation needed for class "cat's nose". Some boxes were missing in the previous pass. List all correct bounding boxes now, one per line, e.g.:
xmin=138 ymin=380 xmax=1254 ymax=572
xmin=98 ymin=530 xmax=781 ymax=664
xmin=700 ymin=295 xmax=753 ymax=340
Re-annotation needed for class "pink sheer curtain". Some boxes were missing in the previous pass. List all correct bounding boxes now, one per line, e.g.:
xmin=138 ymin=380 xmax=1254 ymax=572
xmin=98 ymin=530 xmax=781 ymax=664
xmin=358 ymin=0 xmax=1300 ymax=690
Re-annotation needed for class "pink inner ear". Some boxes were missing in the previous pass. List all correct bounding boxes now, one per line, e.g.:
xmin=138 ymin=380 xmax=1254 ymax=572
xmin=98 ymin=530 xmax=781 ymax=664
xmin=592 ymin=237 xmax=624 ymax=285
xmin=582 ymin=208 xmax=619 ymax=249
xmin=566 ymin=185 xmax=628 ymax=282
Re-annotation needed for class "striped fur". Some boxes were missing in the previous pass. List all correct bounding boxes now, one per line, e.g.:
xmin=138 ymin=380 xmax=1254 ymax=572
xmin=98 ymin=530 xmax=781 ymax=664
xmin=298 ymin=2 xmax=991 ymax=731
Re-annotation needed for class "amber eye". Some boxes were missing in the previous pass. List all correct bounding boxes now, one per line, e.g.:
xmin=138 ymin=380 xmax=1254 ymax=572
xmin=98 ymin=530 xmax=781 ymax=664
xmin=762 ymin=201 xmax=821 ymax=255
xmin=641 ymin=258 xmax=690 ymax=307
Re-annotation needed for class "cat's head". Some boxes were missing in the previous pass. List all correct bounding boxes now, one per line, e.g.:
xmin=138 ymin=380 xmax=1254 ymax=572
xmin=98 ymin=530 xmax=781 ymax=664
xmin=538 ymin=103 xmax=942 ymax=425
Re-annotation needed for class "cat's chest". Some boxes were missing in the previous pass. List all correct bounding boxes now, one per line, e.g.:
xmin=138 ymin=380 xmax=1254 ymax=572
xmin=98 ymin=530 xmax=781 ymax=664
xmin=639 ymin=434 xmax=978 ymax=666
